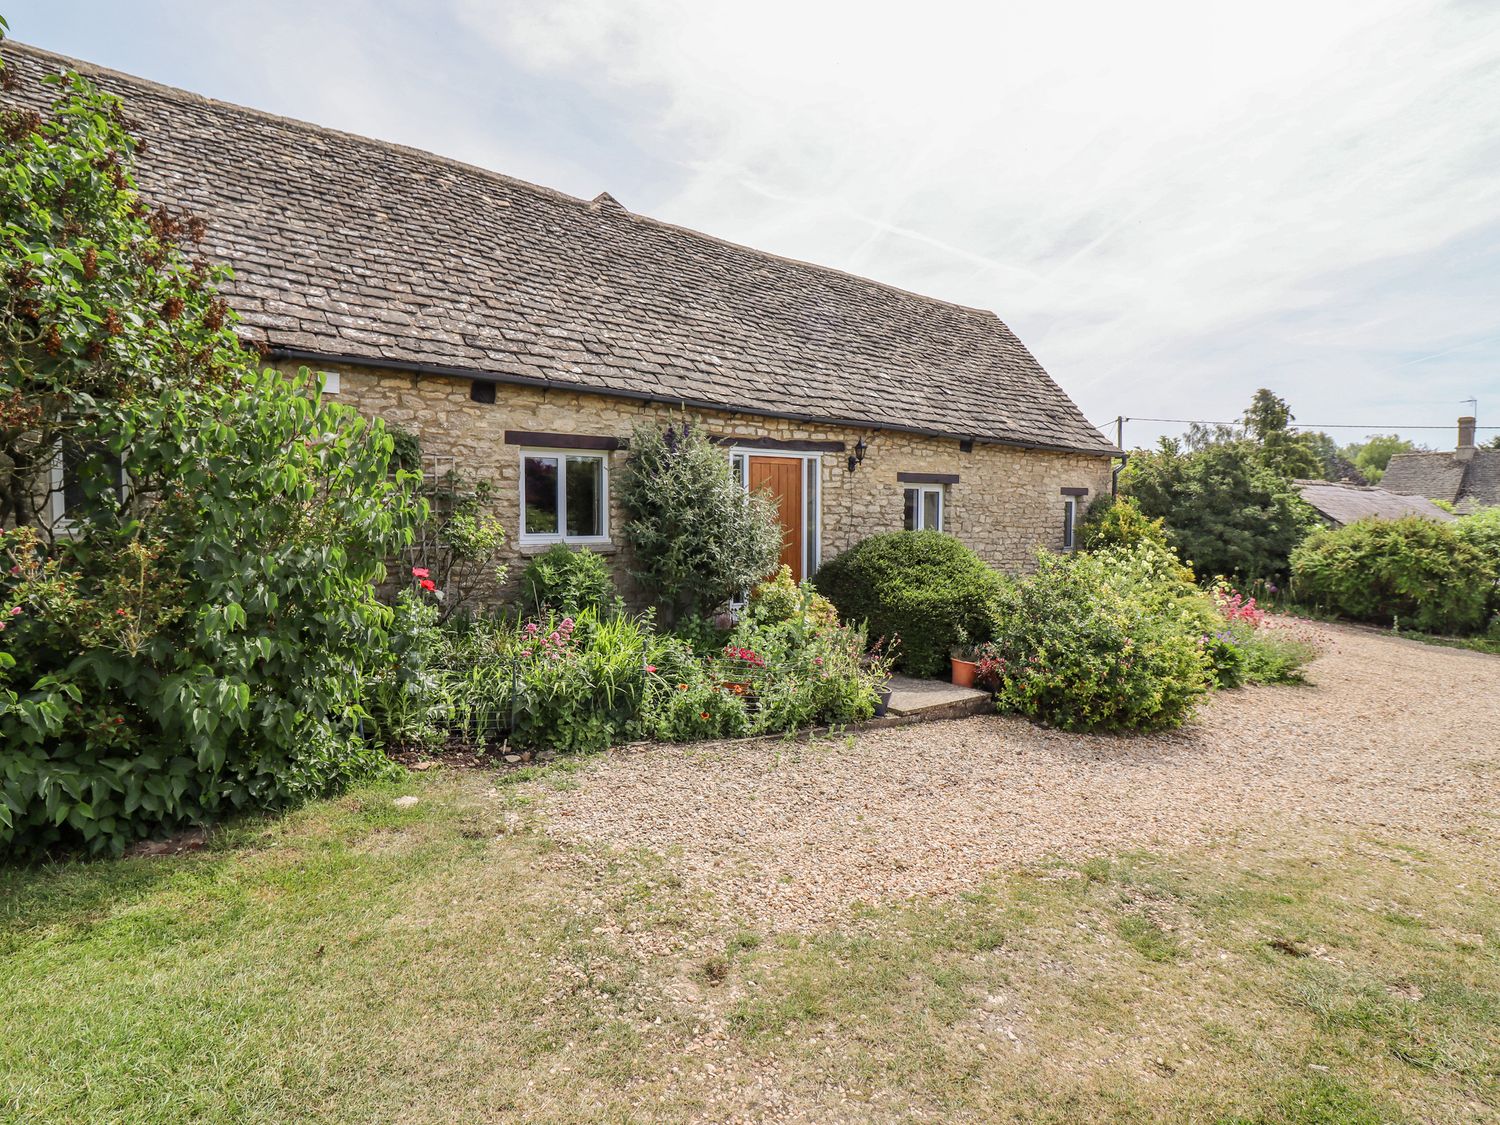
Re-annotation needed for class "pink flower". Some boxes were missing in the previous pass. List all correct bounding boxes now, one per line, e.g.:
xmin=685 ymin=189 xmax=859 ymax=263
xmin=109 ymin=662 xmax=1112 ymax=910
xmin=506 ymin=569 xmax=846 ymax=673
xmin=524 ymin=621 xmax=539 ymax=635
xmin=560 ymin=617 xmax=575 ymax=632
xmin=548 ymin=631 xmax=561 ymax=644
xmin=10 ymin=606 xmax=21 ymax=616
xmin=411 ymin=566 xmax=430 ymax=579
xmin=645 ymin=664 xmax=657 ymax=674
xmin=813 ymin=657 xmax=823 ymax=666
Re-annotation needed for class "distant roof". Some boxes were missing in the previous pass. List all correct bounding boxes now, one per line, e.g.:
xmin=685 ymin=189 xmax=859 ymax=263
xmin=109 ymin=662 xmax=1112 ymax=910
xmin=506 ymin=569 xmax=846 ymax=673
xmin=0 ymin=41 xmax=1118 ymax=457
xmin=1381 ymin=449 xmax=1500 ymax=512
xmin=1293 ymin=480 xmax=1456 ymax=527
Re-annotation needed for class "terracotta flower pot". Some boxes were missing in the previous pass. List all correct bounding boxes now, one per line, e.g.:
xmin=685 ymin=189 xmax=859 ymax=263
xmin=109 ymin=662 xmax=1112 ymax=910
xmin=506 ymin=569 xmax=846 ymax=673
xmin=950 ymin=657 xmax=978 ymax=688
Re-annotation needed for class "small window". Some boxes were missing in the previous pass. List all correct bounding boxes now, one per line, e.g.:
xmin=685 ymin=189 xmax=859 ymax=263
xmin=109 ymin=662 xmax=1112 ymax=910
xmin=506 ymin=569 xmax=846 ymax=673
xmin=51 ymin=440 xmax=125 ymax=529
xmin=318 ymin=370 xmax=341 ymax=394
xmin=520 ymin=450 xmax=609 ymax=542
xmin=903 ymin=485 xmax=943 ymax=531
xmin=1062 ymin=497 xmax=1077 ymax=550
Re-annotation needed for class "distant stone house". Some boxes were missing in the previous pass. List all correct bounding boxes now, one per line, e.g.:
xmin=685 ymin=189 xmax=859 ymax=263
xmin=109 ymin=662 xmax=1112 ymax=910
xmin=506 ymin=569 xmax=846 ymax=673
xmin=5 ymin=42 xmax=1118 ymax=593
xmin=1381 ymin=418 xmax=1500 ymax=514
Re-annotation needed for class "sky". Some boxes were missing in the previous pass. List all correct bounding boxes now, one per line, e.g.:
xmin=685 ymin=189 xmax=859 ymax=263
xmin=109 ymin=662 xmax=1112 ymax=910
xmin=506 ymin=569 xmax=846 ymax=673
xmin=10 ymin=0 xmax=1500 ymax=450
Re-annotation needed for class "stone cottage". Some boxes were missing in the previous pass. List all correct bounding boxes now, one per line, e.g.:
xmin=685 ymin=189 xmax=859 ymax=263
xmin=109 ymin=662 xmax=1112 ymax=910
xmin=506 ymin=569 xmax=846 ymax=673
xmin=5 ymin=41 xmax=1119 ymax=588
xmin=1381 ymin=418 xmax=1500 ymax=514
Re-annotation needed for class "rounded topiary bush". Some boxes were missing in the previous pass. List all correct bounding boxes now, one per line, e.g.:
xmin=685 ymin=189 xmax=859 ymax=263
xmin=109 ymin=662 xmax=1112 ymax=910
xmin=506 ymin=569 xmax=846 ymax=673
xmin=811 ymin=531 xmax=1005 ymax=676
xmin=1290 ymin=517 xmax=1496 ymax=634
xmin=989 ymin=545 xmax=1213 ymax=732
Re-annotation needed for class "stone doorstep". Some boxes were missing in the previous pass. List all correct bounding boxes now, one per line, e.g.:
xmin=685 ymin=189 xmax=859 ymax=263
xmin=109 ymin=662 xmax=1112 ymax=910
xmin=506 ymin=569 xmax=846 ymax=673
xmin=883 ymin=674 xmax=992 ymax=721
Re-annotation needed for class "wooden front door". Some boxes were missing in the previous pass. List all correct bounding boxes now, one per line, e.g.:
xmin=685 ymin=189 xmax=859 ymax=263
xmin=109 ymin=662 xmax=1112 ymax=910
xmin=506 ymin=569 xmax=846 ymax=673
xmin=748 ymin=455 xmax=804 ymax=581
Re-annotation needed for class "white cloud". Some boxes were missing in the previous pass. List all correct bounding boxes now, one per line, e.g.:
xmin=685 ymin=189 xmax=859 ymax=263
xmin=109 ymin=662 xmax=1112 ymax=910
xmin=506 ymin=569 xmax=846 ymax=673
xmin=453 ymin=0 xmax=1500 ymax=438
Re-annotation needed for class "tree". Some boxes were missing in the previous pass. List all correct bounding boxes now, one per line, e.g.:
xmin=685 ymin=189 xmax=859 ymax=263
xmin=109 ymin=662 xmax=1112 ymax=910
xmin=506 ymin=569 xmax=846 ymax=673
xmin=1241 ymin=389 xmax=1323 ymax=479
xmin=1122 ymin=438 xmax=1316 ymax=580
xmin=617 ymin=419 xmax=781 ymax=625
xmin=1343 ymin=434 xmax=1419 ymax=484
xmin=0 ymin=38 xmax=422 ymax=854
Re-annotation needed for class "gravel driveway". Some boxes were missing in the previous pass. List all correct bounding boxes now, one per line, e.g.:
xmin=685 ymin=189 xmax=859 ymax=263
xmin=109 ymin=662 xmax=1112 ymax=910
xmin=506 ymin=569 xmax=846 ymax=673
xmin=537 ymin=621 xmax=1500 ymax=929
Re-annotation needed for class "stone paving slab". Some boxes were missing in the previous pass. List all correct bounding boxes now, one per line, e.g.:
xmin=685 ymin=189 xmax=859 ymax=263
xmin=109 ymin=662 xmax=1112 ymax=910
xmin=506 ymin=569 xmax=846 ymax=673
xmin=885 ymin=674 xmax=992 ymax=720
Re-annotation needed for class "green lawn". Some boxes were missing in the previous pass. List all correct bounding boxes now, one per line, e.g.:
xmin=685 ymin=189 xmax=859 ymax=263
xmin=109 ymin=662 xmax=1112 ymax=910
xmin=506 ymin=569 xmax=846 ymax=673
xmin=2 ymin=767 xmax=1496 ymax=1123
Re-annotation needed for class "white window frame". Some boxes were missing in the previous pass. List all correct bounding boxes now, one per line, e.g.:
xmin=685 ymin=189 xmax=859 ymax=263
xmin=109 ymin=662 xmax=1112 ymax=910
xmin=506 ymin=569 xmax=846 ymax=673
xmin=728 ymin=447 xmax=822 ymax=578
xmin=48 ymin=442 xmax=128 ymax=533
xmin=517 ymin=447 xmax=612 ymax=546
xmin=1062 ymin=497 xmax=1078 ymax=550
xmin=904 ymin=484 xmax=944 ymax=531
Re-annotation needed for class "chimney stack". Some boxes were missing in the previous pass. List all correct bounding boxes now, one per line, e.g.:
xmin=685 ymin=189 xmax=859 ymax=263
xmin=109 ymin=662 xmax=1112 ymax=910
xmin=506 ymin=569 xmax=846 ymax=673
xmin=1456 ymin=416 xmax=1477 ymax=462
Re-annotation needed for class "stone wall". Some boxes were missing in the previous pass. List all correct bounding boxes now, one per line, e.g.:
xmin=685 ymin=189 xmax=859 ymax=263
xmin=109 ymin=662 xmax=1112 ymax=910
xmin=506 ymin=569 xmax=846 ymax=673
xmin=290 ymin=361 xmax=1114 ymax=597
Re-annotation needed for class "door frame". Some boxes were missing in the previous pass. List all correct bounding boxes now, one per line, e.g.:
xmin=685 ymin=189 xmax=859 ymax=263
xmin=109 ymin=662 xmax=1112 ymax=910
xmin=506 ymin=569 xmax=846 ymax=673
xmin=727 ymin=447 xmax=822 ymax=579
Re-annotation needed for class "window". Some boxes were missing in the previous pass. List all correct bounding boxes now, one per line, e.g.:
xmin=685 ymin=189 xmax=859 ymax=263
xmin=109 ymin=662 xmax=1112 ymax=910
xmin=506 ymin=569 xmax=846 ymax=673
xmin=520 ymin=450 xmax=608 ymax=542
xmin=1062 ymin=497 xmax=1077 ymax=550
xmin=903 ymin=485 xmax=943 ymax=531
xmin=50 ymin=440 xmax=125 ymax=529
xmin=318 ymin=370 xmax=340 ymax=394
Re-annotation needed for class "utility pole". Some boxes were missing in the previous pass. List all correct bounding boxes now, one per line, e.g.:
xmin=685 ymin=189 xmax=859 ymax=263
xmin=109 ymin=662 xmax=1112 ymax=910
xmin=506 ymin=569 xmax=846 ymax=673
xmin=1112 ymin=416 xmax=1126 ymax=497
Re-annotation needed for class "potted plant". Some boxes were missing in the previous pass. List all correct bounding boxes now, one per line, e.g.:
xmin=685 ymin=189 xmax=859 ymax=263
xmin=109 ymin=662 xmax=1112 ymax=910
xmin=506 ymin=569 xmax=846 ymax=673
xmin=972 ymin=641 xmax=1005 ymax=693
xmin=950 ymin=643 xmax=980 ymax=688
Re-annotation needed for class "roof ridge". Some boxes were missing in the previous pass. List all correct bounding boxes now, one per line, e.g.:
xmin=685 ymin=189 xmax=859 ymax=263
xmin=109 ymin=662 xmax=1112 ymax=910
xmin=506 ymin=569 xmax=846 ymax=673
xmin=4 ymin=38 xmax=1009 ymax=323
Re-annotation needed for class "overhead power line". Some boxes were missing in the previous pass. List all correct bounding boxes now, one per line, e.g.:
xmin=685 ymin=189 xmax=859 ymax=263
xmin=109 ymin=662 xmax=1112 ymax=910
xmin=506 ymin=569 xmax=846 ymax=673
xmin=1114 ymin=416 xmax=1499 ymax=431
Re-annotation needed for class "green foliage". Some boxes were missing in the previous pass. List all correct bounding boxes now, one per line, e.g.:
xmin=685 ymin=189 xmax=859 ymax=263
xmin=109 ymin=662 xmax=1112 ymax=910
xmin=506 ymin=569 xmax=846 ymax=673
xmin=1454 ymin=507 xmax=1500 ymax=577
xmin=1235 ymin=627 xmax=1319 ymax=685
xmin=1343 ymin=434 xmax=1419 ymax=484
xmin=1241 ymin=389 xmax=1325 ymax=480
xmin=1 ymin=372 xmax=415 ymax=855
xmin=988 ymin=545 xmax=1213 ymax=732
xmin=617 ymin=419 xmax=782 ymax=625
xmin=402 ymin=466 xmax=507 ymax=620
xmin=507 ymin=612 xmax=650 ymax=753
xmin=0 ymin=61 xmax=418 ymax=855
xmin=361 ymin=590 xmax=450 ymax=750
xmin=746 ymin=565 xmax=839 ymax=630
xmin=1123 ymin=439 xmax=1316 ymax=580
xmin=520 ymin=544 xmax=620 ymax=617
xmin=1077 ymin=494 xmax=1170 ymax=553
xmin=812 ymin=531 xmax=1005 ymax=677
xmin=1291 ymin=518 xmax=1496 ymax=634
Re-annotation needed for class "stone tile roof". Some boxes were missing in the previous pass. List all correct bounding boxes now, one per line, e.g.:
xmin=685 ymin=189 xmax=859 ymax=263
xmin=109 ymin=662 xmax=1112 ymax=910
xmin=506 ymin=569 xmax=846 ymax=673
xmin=1381 ymin=449 xmax=1500 ymax=513
xmin=1293 ymin=480 xmax=1455 ymax=527
xmin=1 ymin=41 xmax=1118 ymax=457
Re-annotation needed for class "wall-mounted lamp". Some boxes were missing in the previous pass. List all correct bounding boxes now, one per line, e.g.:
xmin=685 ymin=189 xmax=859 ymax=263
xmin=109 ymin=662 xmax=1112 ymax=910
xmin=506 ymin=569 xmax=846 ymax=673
xmin=847 ymin=436 xmax=868 ymax=473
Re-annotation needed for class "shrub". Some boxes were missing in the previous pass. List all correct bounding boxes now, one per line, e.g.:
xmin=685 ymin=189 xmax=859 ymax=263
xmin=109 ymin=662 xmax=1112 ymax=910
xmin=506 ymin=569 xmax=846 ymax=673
xmin=520 ymin=544 xmax=620 ymax=617
xmin=0 ymin=60 xmax=419 ymax=855
xmin=1078 ymin=495 xmax=1170 ymax=553
xmin=1123 ymin=439 xmax=1316 ymax=580
xmin=617 ymin=419 xmax=782 ymax=625
xmin=1290 ymin=518 xmax=1495 ymax=634
xmin=746 ymin=565 xmax=839 ymax=630
xmin=812 ymin=531 xmax=1005 ymax=676
xmin=989 ymin=545 xmax=1213 ymax=731
xmin=1 ymin=373 xmax=416 ymax=856
xmin=1455 ymin=508 xmax=1500 ymax=618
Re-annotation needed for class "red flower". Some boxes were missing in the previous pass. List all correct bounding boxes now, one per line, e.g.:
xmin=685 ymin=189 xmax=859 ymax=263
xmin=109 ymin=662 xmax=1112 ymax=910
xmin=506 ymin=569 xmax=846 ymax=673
xmin=411 ymin=566 xmax=430 ymax=579
xmin=699 ymin=711 xmax=710 ymax=721
xmin=419 ymin=578 xmax=436 ymax=592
